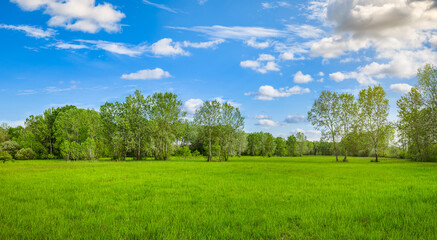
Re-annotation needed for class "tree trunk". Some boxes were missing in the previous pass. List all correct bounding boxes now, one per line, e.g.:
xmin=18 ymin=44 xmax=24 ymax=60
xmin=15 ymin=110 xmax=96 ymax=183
xmin=208 ymin=134 xmax=212 ymax=162
xmin=343 ymin=145 xmax=348 ymax=162
xmin=375 ymin=153 xmax=379 ymax=162
xmin=164 ymin=142 xmax=167 ymax=161
xmin=333 ymin=141 xmax=338 ymax=162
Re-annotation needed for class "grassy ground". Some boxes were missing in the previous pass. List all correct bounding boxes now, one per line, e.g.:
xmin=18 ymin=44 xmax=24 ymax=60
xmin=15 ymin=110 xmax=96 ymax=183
xmin=1 ymin=156 xmax=437 ymax=239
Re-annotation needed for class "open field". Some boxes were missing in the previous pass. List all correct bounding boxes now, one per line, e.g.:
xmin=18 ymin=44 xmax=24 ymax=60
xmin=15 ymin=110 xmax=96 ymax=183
xmin=1 ymin=156 xmax=437 ymax=239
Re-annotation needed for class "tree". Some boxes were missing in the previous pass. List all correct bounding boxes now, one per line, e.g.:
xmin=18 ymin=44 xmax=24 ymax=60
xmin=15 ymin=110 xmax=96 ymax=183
xmin=124 ymin=90 xmax=148 ymax=160
xmin=296 ymin=132 xmax=307 ymax=156
xmin=148 ymin=92 xmax=184 ymax=160
xmin=358 ymin=85 xmax=390 ymax=162
xmin=338 ymin=93 xmax=357 ymax=162
xmin=194 ymin=100 xmax=221 ymax=162
xmin=308 ymin=91 xmax=341 ymax=161
xmin=218 ymin=103 xmax=244 ymax=161
xmin=275 ymin=137 xmax=287 ymax=156
xmin=397 ymin=88 xmax=432 ymax=161
xmin=286 ymin=135 xmax=297 ymax=156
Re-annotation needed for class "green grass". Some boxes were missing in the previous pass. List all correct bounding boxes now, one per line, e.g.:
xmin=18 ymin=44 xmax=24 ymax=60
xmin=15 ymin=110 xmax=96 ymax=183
xmin=1 ymin=156 xmax=437 ymax=239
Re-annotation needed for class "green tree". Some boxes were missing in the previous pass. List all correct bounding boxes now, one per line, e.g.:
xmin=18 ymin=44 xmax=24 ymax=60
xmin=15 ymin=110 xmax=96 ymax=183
xmin=275 ymin=137 xmax=287 ymax=156
xmin=338 ymin=93 xmax=358 ymax=162
xmin=358 ymin=85 xmax=390 ymax=162
xmin=148 ymin=92 xmax=184 ymax=160
xmin=296 ymin=132 xmax=307 ymax=156
xmin=308 ymin=91 xmax=341 ymax=161
xmin=286 ymin=135 xmax=297 ymax=156
xmin=194 ymin=100 xmax=221 ymax=162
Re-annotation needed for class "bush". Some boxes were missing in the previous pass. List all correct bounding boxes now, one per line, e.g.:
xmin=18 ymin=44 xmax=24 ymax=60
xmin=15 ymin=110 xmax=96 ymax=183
xmin=15 ymin=148 xmax=36 ymax=160
xmin=0 ymin=151 xmax=13 ymax=163
xmin=1 ymin=141 xmax=20 ymax=157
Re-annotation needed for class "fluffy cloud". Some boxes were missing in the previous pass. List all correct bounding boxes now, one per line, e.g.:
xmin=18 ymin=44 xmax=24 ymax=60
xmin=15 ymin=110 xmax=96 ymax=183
xmin=240 ymin=54 xmax=280 ymax=74
xmin=183 ymin=39 xmax=225 ymax=49
xmin=285 ymin=114 xmax=307 ymax=123
xmin=121 ymin=68 xmax=171 ymax=80
xmin=245 ymin=85 xmax=310 ymax=101
xmin=293 ymin=71 xmax=313 ymax=84
xmin=245 ymin=37 xmax=270 ymax=49
xmin=390 ymin=83 xmax=413 ymax=94
xmin=183 ymin=99 xmax=204 ymax=115
xmin=170 ymin=25 xmax=284 ymax=40
xmin=307 ymin=0 xmax=437 ymax=84
xmin=255 ymin=119 xmax=282 ymax=128
xmin=0 ymin=24 xmax=56 ymax=38
xmin=11 ymin=0 xmax=125 ymax=33
xmin=151 ymin=38 xmax=189 ymax=56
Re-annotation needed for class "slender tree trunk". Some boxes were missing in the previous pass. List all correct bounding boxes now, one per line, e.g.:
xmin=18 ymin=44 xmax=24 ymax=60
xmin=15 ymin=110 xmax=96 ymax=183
xmin=333 ymin=141 xmax=339 ymax=162
xmin=164 ymin=142 xmax=167 ymax=161
xmin=208 ymin=132 xmax=212 ymax=162
xmin=343 ymin=145 xmax=348 ymax=162
xmin=374 ymin=146 xmax=379 ymax=162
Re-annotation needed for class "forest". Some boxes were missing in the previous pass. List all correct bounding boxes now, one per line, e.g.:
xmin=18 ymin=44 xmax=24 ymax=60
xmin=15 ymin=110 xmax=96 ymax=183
xmin=1 ymin=64 xmax=436 ymax=162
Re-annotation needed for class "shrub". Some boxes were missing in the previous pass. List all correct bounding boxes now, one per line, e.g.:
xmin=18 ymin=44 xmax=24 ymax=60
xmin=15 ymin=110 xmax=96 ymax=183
xmin=15 ymin=148 xmax=36 ymax=160
xmin=0 ymin=151 xmax=13 ymax=163
xmin=1 ymin=141 xmax=20 ymax=157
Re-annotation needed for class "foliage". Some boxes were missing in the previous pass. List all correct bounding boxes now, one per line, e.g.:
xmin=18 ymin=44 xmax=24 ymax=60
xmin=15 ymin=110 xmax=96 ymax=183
xmin=15 ymin=148 xmax=36 ymax=160
xmin=1 ymin=141 xmax=20 ymax=157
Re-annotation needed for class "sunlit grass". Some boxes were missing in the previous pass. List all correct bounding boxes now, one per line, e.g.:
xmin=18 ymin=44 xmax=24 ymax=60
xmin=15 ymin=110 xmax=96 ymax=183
xmin=1 ymin=156 xmax=436 ymax=239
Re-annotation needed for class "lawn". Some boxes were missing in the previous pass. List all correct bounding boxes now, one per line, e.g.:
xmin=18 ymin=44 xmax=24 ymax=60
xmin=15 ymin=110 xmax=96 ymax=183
xmin=1 ymin=156 xmax=437 ymax=239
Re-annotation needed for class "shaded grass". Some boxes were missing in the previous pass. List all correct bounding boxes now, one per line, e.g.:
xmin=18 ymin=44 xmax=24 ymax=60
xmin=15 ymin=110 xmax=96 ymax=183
xmin=1 ymin=156 xmax=437 ymax=239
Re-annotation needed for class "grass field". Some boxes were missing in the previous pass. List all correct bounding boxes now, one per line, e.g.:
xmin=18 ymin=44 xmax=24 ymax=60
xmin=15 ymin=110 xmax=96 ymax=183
xmin=1 ymin=156 xmax=437 ymax=239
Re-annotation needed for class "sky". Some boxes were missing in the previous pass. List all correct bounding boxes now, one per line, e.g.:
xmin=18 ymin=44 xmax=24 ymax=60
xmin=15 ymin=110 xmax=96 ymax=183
xmin=0 ymin=0 xmax=436 ymax=141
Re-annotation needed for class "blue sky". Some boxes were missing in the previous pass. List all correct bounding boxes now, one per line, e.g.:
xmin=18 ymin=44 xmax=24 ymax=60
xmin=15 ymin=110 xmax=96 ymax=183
xmin=1 ymin=0 xmax=436 ymax=140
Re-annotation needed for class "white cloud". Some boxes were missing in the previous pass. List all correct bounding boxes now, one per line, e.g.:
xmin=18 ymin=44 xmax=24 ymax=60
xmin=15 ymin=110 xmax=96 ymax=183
xmin=169 ymin=25 xmax=284 ymax=40
xmin=78 ymin=40 xmax=146 ymax=57
xmin=286 ymin=24 xmax=325 ymax=39
xmin=198 ymin=0 xmax=208 ymax=5
xmin=143 ymin=0 xmax=177 ymax=13
xmin=293 ymin=71 xmax=313 ymax=84
xmin=240 ymin=54 xmax=280 ymax=74
xmin=53 ymin=42 xmax=88 ymax=49
xmin=121 ymin=68 xmax=171 ymax=80
xmin=329 ymin=72 xmax=347 ymax=82
xmin=262 ymin=2 xmax=290 ymax=9
xmin=183 ymin=39 xmax=224 ymax=49
xmin=285 ymin=114 xmax=307 ymax=123
xmin=255 ymin=119 xmax=281 ymax=128
xmin=245 ymin=37 xmax=270 ymax=49
xmin=0 ymin=24 xmax=56 ymax=38
xmin=245 ymin=85 xmax=310 ymax=101
xmin=390 ymin=83 xmax=413 ymax=94
xmin=254 ymin=115 xmax=272 ymax=119
xmin=11 ymin=0 xmax=125 ymax=33
xmin=257 ymin=54 xmax=275 ymax=61
xmin=183 ymin=99 xmax=204 ymax=115
xmin=151 ymin=38 xmax=189 ymax=56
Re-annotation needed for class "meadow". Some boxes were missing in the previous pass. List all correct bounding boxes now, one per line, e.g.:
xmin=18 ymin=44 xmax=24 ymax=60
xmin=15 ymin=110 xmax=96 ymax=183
xmin=1 ymin=156 xmax=437 ymax=239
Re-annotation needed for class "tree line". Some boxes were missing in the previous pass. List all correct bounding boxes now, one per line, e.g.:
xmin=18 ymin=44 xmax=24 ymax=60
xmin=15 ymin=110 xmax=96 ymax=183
xmin=0 ymin=65 xmax=435 ymax=162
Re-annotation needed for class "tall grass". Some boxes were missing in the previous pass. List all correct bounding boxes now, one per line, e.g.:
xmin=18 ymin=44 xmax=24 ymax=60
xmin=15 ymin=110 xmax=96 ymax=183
xmin=1 ymin=156 xmax=436 ymax=239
